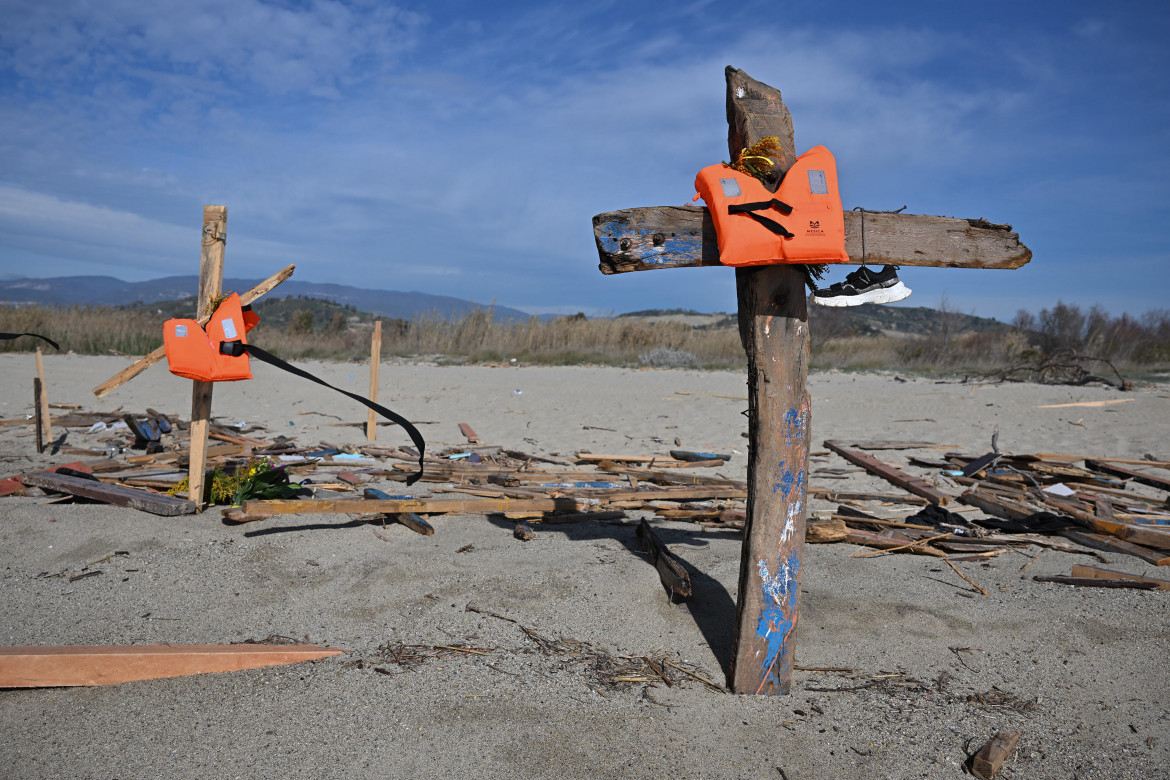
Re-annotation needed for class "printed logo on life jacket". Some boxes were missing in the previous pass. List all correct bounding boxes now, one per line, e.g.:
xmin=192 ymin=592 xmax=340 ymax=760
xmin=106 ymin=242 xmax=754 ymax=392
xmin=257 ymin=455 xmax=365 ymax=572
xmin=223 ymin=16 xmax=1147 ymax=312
xmin=807 ymin=220 xmax=824 ymax=234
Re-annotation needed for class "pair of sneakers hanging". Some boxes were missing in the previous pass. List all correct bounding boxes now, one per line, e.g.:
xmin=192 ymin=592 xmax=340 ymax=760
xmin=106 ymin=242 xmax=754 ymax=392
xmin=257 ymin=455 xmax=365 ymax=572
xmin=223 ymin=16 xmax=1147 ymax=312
xmin=811 ymin=264 xmax=912 ymax=307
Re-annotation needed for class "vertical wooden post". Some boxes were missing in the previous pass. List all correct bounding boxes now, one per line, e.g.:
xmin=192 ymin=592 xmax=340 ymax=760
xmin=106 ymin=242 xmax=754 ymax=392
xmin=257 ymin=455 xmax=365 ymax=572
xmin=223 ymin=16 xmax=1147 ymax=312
xmin=367 ymin=320 xmax=382 ymax=441
xmin=726 ymin=68 xmax=810 ymax=695
xmin=35 ymin=348 xmax=52 ymax=446
xmin=33 ymin=378 xmax=44 ymax=454
xmin=188 ymin=205 xmax=227 ymax=508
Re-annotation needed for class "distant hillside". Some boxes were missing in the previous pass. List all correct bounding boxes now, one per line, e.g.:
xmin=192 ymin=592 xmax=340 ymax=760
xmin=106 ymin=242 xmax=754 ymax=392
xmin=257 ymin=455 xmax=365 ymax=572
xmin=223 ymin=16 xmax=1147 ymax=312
xmin=617 ymin=302 xmax=1008 ymax=338
xmin=0 ymin=275 xmax=532 ymax=322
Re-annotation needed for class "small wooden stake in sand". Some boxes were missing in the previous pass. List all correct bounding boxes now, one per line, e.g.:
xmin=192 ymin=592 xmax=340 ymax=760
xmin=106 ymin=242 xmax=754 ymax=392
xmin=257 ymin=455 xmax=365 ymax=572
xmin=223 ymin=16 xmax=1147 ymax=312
xmin=33 ymin=377 xmax=44 ymax=453
xmin=367 ymin=320 xmax=382 ymax=441
xmin=970 ymin=730 xmax=1021 ymax=779
xmin=188 ymin=206 xmax=227 ymax=508
xmin=0 ymin=644 xmax=344 ymax=687
xmin=35 ymin=347 xmax=52 ymax=446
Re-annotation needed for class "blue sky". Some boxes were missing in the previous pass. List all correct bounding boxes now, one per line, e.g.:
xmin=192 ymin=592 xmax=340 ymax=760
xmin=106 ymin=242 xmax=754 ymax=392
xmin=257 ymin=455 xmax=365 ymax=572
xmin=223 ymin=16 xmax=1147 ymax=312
xmin=0 ymin=0 xmax=1166 ymax=322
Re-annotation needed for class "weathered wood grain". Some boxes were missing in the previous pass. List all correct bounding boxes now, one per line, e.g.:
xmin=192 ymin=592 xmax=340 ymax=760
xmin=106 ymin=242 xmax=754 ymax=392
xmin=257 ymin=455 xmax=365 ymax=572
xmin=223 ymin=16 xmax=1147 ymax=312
xmin=825 ymin=440 xmax=955 ymax=505
xmin=726 ymin=66 xmax=810 ymax=697
xmin=637 ymin=519 xmax=693 ymax=598
xmin=20 ymin=471 xmax=196 ymax=516
xmin=188 ymin=205 xmax=226 ymax=509
xmin=0 ymin=644 xmax=344 ymax=687
xmin=594 ymin=206 xmax=1032 ymax=274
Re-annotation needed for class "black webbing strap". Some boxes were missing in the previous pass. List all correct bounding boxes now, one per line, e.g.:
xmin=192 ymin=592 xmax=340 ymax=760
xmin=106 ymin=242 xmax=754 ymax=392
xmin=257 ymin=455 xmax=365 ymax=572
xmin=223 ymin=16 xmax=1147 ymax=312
xmin=221 ymin=340 xmax=426 ymax=485
xmin=727 ymin=198 xmax=793 ymax=216
xmin=727 ymin=198 xmax=795 ymax=238
xmin=0 ymin=332 xmax=60 ymax=350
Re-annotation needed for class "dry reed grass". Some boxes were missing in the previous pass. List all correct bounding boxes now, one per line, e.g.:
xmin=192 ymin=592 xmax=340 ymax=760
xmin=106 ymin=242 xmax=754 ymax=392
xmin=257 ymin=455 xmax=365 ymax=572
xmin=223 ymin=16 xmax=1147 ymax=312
xmin=3 ymin=302 xmax=1167 ymax=381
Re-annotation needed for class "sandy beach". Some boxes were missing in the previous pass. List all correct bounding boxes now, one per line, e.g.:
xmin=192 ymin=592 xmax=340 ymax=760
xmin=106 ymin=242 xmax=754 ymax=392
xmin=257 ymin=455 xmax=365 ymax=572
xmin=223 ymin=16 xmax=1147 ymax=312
xmin=0 ymin=352 xmax=1167 ymax=779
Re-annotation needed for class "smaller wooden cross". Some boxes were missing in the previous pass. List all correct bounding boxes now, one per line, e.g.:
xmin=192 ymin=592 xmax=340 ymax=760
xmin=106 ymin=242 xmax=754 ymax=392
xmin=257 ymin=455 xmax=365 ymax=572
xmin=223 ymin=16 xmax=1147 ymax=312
xmin=92 ymin=207 xmax=296 ymax=510
xmin=593 ymin=67 xmax=1031 ymax=695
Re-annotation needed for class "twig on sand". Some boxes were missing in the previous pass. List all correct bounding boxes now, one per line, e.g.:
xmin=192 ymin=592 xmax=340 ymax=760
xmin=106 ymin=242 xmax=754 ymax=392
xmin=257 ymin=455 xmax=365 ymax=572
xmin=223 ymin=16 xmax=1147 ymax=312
xmin=946 ymin=559 xmax=989 ymax=595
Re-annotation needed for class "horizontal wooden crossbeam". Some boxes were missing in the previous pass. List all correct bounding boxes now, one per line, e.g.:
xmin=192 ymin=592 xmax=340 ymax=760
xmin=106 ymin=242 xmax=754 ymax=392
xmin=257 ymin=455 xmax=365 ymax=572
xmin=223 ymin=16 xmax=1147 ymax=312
xmin=593 ymin=206 xmax=1031 ymax=274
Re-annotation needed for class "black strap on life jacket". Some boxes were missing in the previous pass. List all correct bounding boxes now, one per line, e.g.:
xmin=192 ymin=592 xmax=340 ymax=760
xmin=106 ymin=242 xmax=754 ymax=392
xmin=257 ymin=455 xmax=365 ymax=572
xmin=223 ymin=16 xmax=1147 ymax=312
xmin=220 ymin=339 xmax=426 ymax=486
xmin=0 ymin=332 xmax=60 ymax=350
xmin=726 ymin=198 xmax=795 ymax=238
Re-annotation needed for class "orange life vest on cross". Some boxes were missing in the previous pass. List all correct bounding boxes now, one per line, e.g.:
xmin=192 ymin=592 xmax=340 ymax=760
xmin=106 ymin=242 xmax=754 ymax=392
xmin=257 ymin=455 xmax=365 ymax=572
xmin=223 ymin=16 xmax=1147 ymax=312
xmin=694 ymin=145 xmax=851 ymax=267
xmin=163 ymin=293 xmax=258 ymax=382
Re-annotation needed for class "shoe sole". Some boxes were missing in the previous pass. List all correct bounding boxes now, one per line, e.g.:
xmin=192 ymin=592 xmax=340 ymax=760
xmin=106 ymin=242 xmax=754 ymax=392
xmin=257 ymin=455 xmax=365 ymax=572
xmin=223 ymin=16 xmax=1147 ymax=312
xmin=812 ymin=282 xmax=912 ymax=307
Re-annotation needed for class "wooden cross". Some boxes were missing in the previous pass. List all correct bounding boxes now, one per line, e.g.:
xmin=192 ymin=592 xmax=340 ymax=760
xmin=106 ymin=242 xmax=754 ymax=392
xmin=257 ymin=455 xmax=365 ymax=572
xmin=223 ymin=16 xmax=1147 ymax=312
xmin=592 ymin=67 xmax=1031 ymax=696
xmin=91 ymin=206 xmax=296 ymax=510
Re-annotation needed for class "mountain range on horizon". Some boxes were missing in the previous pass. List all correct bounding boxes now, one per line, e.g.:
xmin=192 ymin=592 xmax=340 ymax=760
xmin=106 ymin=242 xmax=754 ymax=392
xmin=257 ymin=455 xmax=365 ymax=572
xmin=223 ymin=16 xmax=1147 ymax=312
xmin=0 ymin=273 xmax=1013 ymax=337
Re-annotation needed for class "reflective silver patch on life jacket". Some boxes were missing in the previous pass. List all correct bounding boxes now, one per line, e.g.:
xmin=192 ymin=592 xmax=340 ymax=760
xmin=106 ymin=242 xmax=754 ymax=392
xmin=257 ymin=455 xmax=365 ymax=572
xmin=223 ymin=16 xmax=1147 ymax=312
xmin=175 ymin=324 xmax=187 ymax=338
xmin=807 ymin=169 xmax=828 ymax=195
xmin=221 ymin=318 xmax=238 ymax=340
xmin=719 ymin=178 xmax=742 ymax=198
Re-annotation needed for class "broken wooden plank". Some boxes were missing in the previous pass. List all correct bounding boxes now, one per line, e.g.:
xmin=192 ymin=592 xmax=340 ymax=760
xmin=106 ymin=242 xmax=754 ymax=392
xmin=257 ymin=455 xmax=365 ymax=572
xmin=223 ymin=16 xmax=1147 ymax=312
xmin=0 ymin=461 xmax=92 ymax=498
xmin=1044 ymin=496 xmax=1170 ymax=550
xmin=0 ymin=644 xmax=344 ymax=687
xmin=1084 ymin=459 xmax=1170 ymax=493
xmin=970 ymin=730 xmax=1021 ymax=780
xmin=226 ymin=496 xmax=595 ymax=523
xmin=593 ymin=207 xmax=1032 ymax=275
xmin=1069 ymin=564 xmax=1170 ymax=589
xmin=1033 ymin=453 xmax=1170 ymax=469
xmin=363 ymin=488 xmax=435 ymax=535
xmin=20 ymin=471 xmax=196 ymax=516
xmin=637 ymin=519 xmax=692 ymax=598
xmin=840 ymin=440 xmax=949 ymax=450
xmin=807 ymin=487 xmax=930 ymax=505
xmin=843 ymin=528 xmax=948 ymax=557
xmin=1035 ymin=399 xmax=1134 ymax=409
xmin=1058 ymin=530 xmax=1169 ymax=566
xmin=458 ymin=423 xmax=480 ymax=444
xmin=1033 ymin=575 xmax=1159 ymax=590
xmin=824 ymin=440 xmax=954 ymax=505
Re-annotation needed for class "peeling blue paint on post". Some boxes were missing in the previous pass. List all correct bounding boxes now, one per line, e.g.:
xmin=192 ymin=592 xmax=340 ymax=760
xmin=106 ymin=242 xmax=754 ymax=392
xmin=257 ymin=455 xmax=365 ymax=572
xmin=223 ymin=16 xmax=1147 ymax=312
xmin=753 ymin=401 xmax=810 ymax=694
xmin=755 ymin=555 xmax=801 ymax=691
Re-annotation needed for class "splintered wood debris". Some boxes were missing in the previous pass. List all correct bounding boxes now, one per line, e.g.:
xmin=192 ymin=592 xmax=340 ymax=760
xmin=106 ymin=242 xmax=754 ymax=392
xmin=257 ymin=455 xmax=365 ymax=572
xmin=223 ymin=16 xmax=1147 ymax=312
xmin=3 ymin=410 xmax=1167 ymax=594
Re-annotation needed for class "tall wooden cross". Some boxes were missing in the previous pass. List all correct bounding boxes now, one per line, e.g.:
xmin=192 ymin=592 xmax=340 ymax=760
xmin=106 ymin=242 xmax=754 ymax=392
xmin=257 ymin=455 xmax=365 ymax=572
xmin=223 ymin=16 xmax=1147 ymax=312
xmin=592 ymin=67 xmax=1031 ymax=696
xmin=91 ymin=207 xmax=296 ymax=509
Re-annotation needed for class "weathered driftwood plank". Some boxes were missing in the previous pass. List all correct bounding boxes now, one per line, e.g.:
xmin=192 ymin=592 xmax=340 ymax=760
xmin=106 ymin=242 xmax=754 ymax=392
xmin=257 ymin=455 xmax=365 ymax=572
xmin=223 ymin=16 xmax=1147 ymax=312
xmin=970 ymin=730 xmax=1021 ymax=780
xmin=1070 ymin=564 xmax=1170 ymax=589
xmin=825 ymin=440 xmax=954 ymax=505
xmin=1084 ymin=459 xmax=1170 ymax=492
xmin=637 ymin=519 xmax=693 ymax=598
xmin=364 ymin=488 xmax=435 ymax=535
xmin=593 ymin=207 xmax=1032 ymax=274
xmin=1058 ymin=530 xmax=1169 ymax=566
xmin=226 ymin=496 xmax=595 ymax=523
xmin=0 ymin=644 xmax=343 ymax=687
xmin=726 ymin=67 xmax=810 ymax=697
xmin=20 ymin=471 xmax=196 ymax=516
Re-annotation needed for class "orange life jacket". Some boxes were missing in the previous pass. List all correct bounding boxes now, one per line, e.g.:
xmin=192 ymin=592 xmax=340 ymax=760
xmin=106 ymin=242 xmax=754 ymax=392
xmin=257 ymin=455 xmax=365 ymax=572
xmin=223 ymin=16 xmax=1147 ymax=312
xmin=694 ymin=145 xmax=850 ymax=267
xmin=163 ymin=293 xmax=257 ymax=382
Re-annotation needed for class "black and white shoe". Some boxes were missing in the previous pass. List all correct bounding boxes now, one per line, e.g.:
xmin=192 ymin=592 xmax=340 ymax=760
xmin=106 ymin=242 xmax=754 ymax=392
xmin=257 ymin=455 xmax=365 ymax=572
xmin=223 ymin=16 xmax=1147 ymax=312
xmin=811 ymin=265 xmax=912 ymax=307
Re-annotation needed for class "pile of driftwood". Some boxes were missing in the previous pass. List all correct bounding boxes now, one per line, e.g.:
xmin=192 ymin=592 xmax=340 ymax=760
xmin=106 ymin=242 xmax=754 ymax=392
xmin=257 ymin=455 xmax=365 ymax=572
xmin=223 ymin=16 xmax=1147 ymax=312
xmin=803 ymin=439 xmax=1169 ymax=590
xmin=3 ymin=411 xmax=1167 ymax=594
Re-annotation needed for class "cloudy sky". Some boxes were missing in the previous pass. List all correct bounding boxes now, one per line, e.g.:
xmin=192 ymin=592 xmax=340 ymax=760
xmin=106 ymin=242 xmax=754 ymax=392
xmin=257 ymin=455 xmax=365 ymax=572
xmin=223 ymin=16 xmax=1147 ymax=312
xmin=0 ymin=0 xmax=1166 ymax=321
